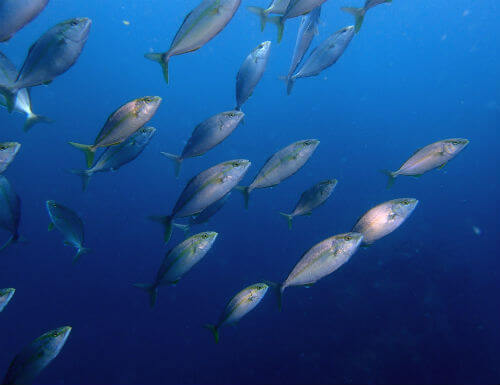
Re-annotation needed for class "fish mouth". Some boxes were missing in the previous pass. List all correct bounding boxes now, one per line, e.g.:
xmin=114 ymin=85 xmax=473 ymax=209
xmin=46 ymin=200 xmax=56 ymax=207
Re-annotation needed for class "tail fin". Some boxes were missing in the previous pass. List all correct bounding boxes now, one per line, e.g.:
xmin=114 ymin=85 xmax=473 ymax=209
xmin=161 ymin=152 xmax=183 ymax=177
xmin=204 ymin=324 xmax=220 ymax=344
xmin=74 ymin=247 xmax=90 ymax=263
xmin=340 ymin=6 xmax=365 ymax=33
xmin=268 ymin=16 xmax=285 ymax=43
xmin=145 ymin=53 xmax=169 ymax=84
xmin=235 ymin=186 xmax=250 ymax=209
xmin=148 ymin=215 xmax=174 ymax=244
xmin=133 ymin=283 xmax=159 ymax=308
xmin=69 ymin=142 xmax=96 ymax=168
xmin=172 ymin=222 xmax=190 ymax=237
xmin=0 ymin=234 xmax=19 ymax=252
xmin=0 ymin=85 xmax=18 ymax=113
xmin=263 ymin=281 xmax=284 ymax=311
xmin=23 ymin=113 xmax=53 ymax=133
xmin=69 ymin=169 xmax=93 ymax=191
xmin=279 ymin=212 xmax=294 ymax=230
xmin=380 ymin=169 xmax=397 ymax=189
xmin=247 ymin=6 xmax=268 ymax=31
xmin=286 ymin=77 xmax=295 ymax=95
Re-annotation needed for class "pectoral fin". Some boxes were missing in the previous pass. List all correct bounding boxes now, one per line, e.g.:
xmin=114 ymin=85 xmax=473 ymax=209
xmin=48 ymin=222 xmax=55 ymax=231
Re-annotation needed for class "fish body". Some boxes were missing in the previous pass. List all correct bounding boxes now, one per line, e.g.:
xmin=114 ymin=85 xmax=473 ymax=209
xmin=162 ymin=110 xmax=244 ymax=176
xmin=69 ymin=96 xmax=161 ymax=167
xmin=135 ymin=232 xmax=218 ymax=307
xmin=352 ymin=198 xmax=418 ymax=245
xmin=0 ymin=176 xmax=21 ymax=251
xmin=285 ymin=6 xmax=321 ymax=93
xmin=280 ymin=179 xmax=336 ymax=229
xmin=282 ymin=0 xmax=327 ymax=21
xmin=236 ymin=41 xmax=271 ymax=110
xmin=152 ymin=159 xmax=251 ymax=244
xmin=206 ymin=283 xmax=269 ymax=343
xmin=288 ymin=25 xmax=355 ymax=93
xmin=0 ymin=0 xmax=48 ymax=42
xmin=0 ymin=288 xmax=15 ymax=312
xmin=46 ymin=200 xmax=89 ymax=262
xmin=280 ymin=232 xmax=363 ymax=301
xmin=0 ymin=142 xmax=21 ymax=173
xmin=341 ymin=0 xmax=392 ymax=32
xmin=383 ymin=138 xmax=469 ymax=187
xmin=0 ymin=18 xmax=91 ymax=112
xmin=0 ymin=52 xmax=52 ymax=131
xmin=145 ymin=0 xmax=241 ymax=84
xmin=190 ymin=193 xmax=231 ymax=226
xmin=70 ymin=126 xmax=156 ymax=191
xmin=2 ymin=326 xmax=71 ymax=385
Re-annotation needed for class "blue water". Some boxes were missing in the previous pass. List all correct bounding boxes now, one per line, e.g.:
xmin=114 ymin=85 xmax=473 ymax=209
xmin=1 ymin=0 xmax=499 ymax=384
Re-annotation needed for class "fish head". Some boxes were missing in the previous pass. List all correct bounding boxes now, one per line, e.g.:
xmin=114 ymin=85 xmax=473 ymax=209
xmin=319 ymin=179 xmax=338 ymax=195
xmin=223 ymin=159 xmax=252 ymax=179
xmin=220 ymin=110 xmax=245 ymax=129
xmin=442 ymin=138 xmax=469 ymax=155
xmin=192 ymin=231 xmax=218 ymax=251
xmin=137 ymin=126 xmax=157 ymax=140
xmin=337 ymin=25 xmax=355 ymax=43
xmin=133 ymin=96 xmax=162 ymax=120
xmin=40 ymin=326 xmax=72 ymax=353
xmin=59 ymin=18 xmax=92 ymax=43
xmin=0 ymin=288 xmax=15 ymax=298
xmin=298 ymin=139 xmax=320 ymax=156
xmin=391 ymin=198 xmax=419 ymax=219
xmin=253 ymin=41 xmax=272 ymax=61
xmin=46 ymin=200 xmax=57 ymax=211
xmin=0 ymin=142 xmax=21 ymax=157
xmin=251 ymin=283 xmax=269 ymax=296
xmin=331 ymin=232 xmax=363 ymax=255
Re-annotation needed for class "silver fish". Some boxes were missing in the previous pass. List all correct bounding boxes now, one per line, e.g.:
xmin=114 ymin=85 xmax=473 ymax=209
xmin=70 ymin=126 xmax=156 ymax=191
xmin=0 ymin=142 xmax=21 ymax=173
xmin=69 ymin=96 xmax=161 ymax=168
xmin=352 ymin=198 xmax=419 ymax=245
xmin=0 ymin=0 xmax=48 ymax=43
xmin=0 ymin=52 xmax=52 ymax=132
xmin=288 ymin=25 xmax=355 ymax=94
xmin=341 ymin=0 xmax=392 ymax=33
xmin=279 ymin=179 xmax=336 ymax=229
xmin=235 ymin=41 xmax=271 ymax=110
xmin=205 ymin=282 xmax=269 ymax=343
xmin=151 ymin=159 xmax=251 ymax=244
xmin=0 ymin=176 xmax=21 ymax=252
xmin=0 ymin=18 xmax=91 ymax=112
xmin=284 ymin=6 xmax=321 ymax=95
xmin=277 ymin=232 xmax=363 ymax=307
xmin=383 ymin=138 xmax=470 ymax=188
xmin=247 ymin=0 xmax=290 ymax=32
xmin=162 ymin=110 xmax=244 ymax=177
xmin=134 ymin=231 xmax=218 ymax=307
xmin=238 ymin=139 xmax=319 ymax=208
xmin=0 ymin=288 xmax=15 ymax=312
xmin=46 ymin=200 xmax=89 ymax=262
xmin=145 ymin=0 xmax=241 ymax=84
xmin=2 ymin=326 xmax=71 ymax=385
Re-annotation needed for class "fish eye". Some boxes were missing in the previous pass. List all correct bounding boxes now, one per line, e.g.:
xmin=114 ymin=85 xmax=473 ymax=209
xmin=402 ymin=200 xmax=410 ymax=205
xmin=227 ymin=112 xmax=235 ymax=117
xmin=232 ymin=161 xmax=241 ymax=167
xmin=143 ymin=97 xmax=152 ymax=103
xmin=344 ymin=235 xmax=353 ymax=241
xmin=0 ymin=145 xmax=6 ymax=150
xmin=201 ymin=233 xmax=208 ymax=239
xmin=452 ymin=141 xmax=460 ymax=145
xmin=70 ymin=20 xmax=78 ymax=26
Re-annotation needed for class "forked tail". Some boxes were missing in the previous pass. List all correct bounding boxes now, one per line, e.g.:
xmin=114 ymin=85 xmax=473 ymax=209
xmin=74 ymin=247 xmax=91 ymax=263
xmin=235 ymin=186 xmax=251 ymax=209
xmin=69 ymin=142 xmax=96 ymax=168
xmin=204 ymin=324 xmax=220 ymax=344
xmin=247 ymin=6 xmax=269 ymax=31
xmin=148 ymin=215 xmax=174 ymax=244
xmin=161 ymin=152 xmax=183 ymax=177
xmin=340 ymin=6 xmax=365 ymax=33
xmin=279 ymin=212 xmax=294 ymax=230
xmin=380 ymin=169 xmax=397 ymax=189
xmin=69 ymin=169 xmax=93 ymax=191
xmin=23 ymin=113 xmax=53 ymax=133
xmin=134 ymin=283 xmax=159 ymax=308
xmin=145 ymin=53 xmax=169 ymax=84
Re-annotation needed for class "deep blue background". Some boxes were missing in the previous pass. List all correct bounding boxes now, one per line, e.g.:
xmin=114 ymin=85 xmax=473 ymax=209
xmin=1 ymin=0 xmax=499 ymax=384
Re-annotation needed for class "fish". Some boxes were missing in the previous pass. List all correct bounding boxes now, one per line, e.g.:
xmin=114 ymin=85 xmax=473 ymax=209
xmin=247 ymin=0 xmax=290 ymax=32
xmin=283 ymin=6 xmax=321 ymax=94
xmin=275 ymin=232 xmax=363 ymax=308
xmin=273 ymin=0 xmax=328 ymax=42
xmin=150 ymin=159 xmax=251 ymax=244
xmin=46 ymin=200 xmax=90 ymax=262
xmin=0 ymin=18 xmax=92 ymax=112
xmin=0 ymin=52 xmax=52 ymax=132
xmin=0 ymin=288 xmax=15 ymax=312
xmin=69 ymin=96 xmax=161 ymax=168
xmin=205 ymin=282 xmax=269 ymax=343
xmin=341 ymin=0 xmax=392 ymax=33
xmin=2 ymin=326 xmax=71 ymax=385
xmin=134 ymin=231 xmax=218 ymax=307
xmin=189 ymin=193 xmax=231 ymax=227
xmin=0 ymin=176 xmax=22 ymax=252
xmin=235 ymin=41 xmax=271 ymax=111
xmin=0 ymin=0 xmax=49 ymax=43
xmin=162 ymin=110 xmax=244 ymax=177
xmin=352 ymin=198 xmax=419 ymax=245
xmin=279 ymin=179 xmax=337 ymax=229
xmin=0 ymin=142 xmax=21 ymax=174
xmin=238 ymin=139 xmax=319 ymax=208
xmin=382 ymin=138 xmax=470 ymax=188
xmin=69 ymin=126 xmax=156 ymax=191
xmin=144 ymin=0 xmax=241 ymax=84
xmin=287 ymin=25 xmax=355 ymax=94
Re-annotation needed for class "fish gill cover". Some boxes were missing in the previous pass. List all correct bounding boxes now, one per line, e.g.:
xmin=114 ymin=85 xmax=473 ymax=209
xmin=0 ymin=0 xmax=499 ymax=384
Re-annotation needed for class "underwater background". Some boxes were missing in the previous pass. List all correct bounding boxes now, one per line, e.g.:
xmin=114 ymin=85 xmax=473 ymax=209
xmin=1 ymin=0 xmax=499 ymax=384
